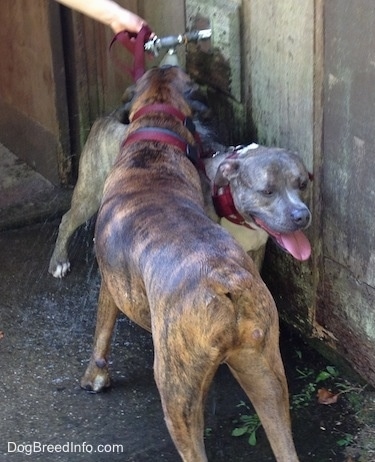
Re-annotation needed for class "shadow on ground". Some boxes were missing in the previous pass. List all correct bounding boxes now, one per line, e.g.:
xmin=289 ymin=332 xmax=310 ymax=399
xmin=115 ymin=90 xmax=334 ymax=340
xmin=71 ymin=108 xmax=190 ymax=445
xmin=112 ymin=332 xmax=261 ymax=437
xmin=0 ymin=219 xmax=372 ymax=461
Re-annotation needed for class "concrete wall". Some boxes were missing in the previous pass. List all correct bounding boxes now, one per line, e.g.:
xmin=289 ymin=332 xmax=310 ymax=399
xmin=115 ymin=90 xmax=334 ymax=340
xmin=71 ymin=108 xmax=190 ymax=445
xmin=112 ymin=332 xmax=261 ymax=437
xmin=240 ymin=1 xmax=318 ymax=330
xmin=318 ymin=0 xmax=375 ymax=382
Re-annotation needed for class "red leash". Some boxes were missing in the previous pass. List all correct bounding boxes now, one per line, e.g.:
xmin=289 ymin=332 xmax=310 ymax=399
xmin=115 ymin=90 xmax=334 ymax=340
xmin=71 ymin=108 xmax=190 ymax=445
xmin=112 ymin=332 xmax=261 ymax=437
xmin=110 ymin=25 xmax=153 ymax=81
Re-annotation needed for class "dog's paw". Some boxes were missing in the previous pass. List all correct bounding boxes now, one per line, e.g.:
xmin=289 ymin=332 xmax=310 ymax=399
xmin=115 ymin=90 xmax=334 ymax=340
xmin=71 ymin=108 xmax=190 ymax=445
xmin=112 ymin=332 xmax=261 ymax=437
xmin=49 ymin=261 xmax=71 ymax=278
xmin=80 ymin=361 xmax=111 ymax=393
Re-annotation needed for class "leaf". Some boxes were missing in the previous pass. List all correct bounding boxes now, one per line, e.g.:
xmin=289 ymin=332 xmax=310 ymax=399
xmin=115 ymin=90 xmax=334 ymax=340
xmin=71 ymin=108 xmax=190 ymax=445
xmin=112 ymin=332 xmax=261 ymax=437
xmin=317 ymin=388 xmax=339 ymax=405
xmin=326 ymin=366 xmax=338 ymax=377
xmin=337 ymin=439 xmax=349 ymax=447
xmin=316 ymin=371 xmax=332 ymax=383
xmin=248 ymin=431 xmax=257 ymax=446
xmin=337 ymin=433 xmax=354 ymax=447
xmin=232 ymin=427 xmax=248 ymax=437
xmin=236 ymin=400 xmax=248 ymax=409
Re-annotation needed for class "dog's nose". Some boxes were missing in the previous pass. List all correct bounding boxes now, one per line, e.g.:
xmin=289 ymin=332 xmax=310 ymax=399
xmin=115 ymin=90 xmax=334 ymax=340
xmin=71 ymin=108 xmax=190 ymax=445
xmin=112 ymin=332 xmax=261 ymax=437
xmin=291 ymin=208 xmax=311 ymax=227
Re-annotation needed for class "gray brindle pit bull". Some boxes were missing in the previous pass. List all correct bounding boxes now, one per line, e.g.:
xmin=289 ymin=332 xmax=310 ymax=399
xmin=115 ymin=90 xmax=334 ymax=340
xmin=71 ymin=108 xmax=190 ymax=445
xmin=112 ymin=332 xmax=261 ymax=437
xmin=202 ymin=144 xmax=311 ymax=267
xmin=79 ymin=66 xmax=300 ymax=461
xmin=48 ymin=91 xmax=311 ymax=278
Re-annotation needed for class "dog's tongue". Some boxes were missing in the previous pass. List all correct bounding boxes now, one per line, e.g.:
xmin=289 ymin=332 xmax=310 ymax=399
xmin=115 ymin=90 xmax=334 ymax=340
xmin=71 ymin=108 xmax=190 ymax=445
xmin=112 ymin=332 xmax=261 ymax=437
xmin=254 ymin=218 xmax=311 ymax=261
xmin=275 ymin=230 xmax=311 ymax=261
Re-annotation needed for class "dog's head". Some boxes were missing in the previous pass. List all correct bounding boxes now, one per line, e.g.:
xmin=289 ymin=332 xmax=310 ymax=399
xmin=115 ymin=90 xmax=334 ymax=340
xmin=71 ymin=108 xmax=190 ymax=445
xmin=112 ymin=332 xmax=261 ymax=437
xmin=214 ymin=144 xmax=312 ymax=260
xmin=122 ymin=66 xmax=211 ymax=121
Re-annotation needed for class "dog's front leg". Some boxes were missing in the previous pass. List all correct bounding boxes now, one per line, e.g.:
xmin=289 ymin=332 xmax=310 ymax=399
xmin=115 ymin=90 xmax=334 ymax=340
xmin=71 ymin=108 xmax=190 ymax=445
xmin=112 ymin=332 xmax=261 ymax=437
xmin=226 ymin=344 xmax=299 ymax=462
xmin=49 ymin=199 xmax=99 ymax=278
xmin=81 ymin=281 xmax=118 ymax=392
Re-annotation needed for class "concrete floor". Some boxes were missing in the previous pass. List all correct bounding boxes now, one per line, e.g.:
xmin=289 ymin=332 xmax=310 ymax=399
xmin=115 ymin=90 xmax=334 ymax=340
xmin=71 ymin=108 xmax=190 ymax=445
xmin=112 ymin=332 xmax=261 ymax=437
xmin=0 ymin=146 xmax=371 ymax=461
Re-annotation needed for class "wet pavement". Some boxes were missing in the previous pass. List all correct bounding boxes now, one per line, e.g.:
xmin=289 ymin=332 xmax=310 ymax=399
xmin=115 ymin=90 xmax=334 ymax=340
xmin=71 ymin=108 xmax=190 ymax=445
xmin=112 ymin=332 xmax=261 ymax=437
xmin=1 ymin=217 xmax=370 ymax=461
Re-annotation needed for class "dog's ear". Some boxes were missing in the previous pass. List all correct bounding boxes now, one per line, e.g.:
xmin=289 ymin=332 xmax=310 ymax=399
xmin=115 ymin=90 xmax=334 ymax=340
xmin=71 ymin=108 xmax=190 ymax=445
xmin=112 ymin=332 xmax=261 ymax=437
xmin=113 ymin=105 xmax=130 ymax=124
xmin=214 ymin=159 xmax=241 ymax=186
xmin=121 ymin=85 xmax=136 ymax=114
xmin=190 ymin=100 xmax=212 ymax=120
xmin=122 ymin=85 xmax=136 ymax=104
xmin=185 ymin=85 xmax=212 ymax=120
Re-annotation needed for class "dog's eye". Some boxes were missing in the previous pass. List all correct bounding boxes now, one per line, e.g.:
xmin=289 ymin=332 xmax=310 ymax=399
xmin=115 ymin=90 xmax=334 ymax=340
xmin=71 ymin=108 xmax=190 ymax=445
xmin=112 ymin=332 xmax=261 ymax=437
xmin=260 ymin=189 xmax=274 ymax=196
xmin=299 ymin=180 xmax=308 ymax=191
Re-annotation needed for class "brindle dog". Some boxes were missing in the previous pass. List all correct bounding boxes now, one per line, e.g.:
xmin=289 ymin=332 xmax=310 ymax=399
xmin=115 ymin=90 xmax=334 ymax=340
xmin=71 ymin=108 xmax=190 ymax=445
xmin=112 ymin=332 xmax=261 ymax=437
xmin=80 ymin=66 xmax=299 ymax=462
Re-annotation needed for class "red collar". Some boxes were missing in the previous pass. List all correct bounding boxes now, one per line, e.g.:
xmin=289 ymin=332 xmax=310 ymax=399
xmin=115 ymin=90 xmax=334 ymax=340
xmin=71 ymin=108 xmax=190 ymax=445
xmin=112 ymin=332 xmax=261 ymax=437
xmin=132 ymin=103 xmax=200 ymax=144
xmin=209 ymin=150 xmax=255 ymax=230
xmin=123 ymin=127 xmax=198 ymax=164
xmin=212 ymin=184 xmax=254 ymax=229
xmin=123 ymin=104 xmax=201 ymax=165
xmin=132 ymin=103 xmax=189 ymax=124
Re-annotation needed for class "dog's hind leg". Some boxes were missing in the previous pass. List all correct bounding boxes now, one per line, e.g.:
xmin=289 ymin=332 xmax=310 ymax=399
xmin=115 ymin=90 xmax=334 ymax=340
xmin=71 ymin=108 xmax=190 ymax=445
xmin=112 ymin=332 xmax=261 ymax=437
xmin=152 ymin=335 xmax=220 ymax=462
xmin=80 ymin=281 xmax=119 ymax=392
xmin=154 ymin=363 xmax=215 ymax=462
xmin=226 ymin=339 xmax=299 ymax=462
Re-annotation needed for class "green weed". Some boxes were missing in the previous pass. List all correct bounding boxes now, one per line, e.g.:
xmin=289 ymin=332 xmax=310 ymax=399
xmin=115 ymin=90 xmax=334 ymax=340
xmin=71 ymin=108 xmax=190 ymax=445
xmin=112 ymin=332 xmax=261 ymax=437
xmin=337 ymin=433 xmax=354 ymax=447
xmin=231 ymin=401 xmax=262 ymax=446
xmin=315 ymin=365 xmax=339 ymax=383
xmin=231 ymin=363 xmax=365 ymax=448
xmin=292 ymin=365 xmax=341 ymax=409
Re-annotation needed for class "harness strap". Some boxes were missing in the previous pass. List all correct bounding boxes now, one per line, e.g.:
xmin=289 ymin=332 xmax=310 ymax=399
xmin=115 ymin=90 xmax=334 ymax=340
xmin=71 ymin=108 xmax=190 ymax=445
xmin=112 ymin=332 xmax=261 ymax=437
xmin=123 ymin=127 xmax=199 ymax=165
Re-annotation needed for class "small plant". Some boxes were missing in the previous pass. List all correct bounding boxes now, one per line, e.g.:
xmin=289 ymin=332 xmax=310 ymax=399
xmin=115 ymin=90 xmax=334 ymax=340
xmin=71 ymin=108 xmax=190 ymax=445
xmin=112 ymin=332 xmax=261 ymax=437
xmin=291 ymin=381 xmax=316 ymax=409
xmin=315 ymin=365 xmax=339 ymax=383
xmin=336 ymin=433 xmax=354 ymax=447
xmin=231 ymin=401 xmax=262 ymax=446
xmin=204 ymin=427 xmax=213 ymax=438
xmin=292 ymin=365 xmax=340 ymax=409
xmin=295 ymin=366 xmax=315 ymax=380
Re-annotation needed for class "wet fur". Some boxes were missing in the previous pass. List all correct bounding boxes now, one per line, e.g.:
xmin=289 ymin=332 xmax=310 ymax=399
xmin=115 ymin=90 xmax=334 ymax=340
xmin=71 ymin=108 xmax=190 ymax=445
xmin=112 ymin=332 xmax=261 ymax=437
xmin=80 ymin=67 xmax=299 ymax=462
